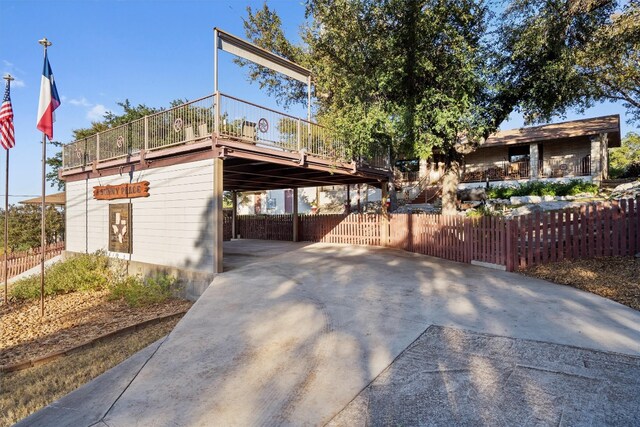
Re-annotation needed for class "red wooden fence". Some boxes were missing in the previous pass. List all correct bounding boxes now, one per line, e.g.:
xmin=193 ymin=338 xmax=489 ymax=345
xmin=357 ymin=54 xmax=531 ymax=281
xmin=237 ymin=215 xmax=294 ymax=241
xmin=228 ymin=198 xmax=640 ymax=271
xmin=301 ymin=214 xmax=381 ymax=246
xmin=0 ymin=242 xmax=65 ymax=281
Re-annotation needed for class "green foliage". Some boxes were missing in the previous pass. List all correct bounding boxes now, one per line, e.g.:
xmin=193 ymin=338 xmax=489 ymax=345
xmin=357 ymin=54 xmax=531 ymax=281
xmin=46 ymin=141 xmax=65 ymax=191
xmin=465 ymin=205 xmax=503 ymax=217
xmin=10 ymin=251 xmax=179 ymax=307
xmin=72 ymin=100 xmax=161 ymax=140
xmin=239 ymin=1 xmax=628 ymax=214
xmin=576 ymin=2 xmax=640 ymax=123
xmin=486 ymin=180 xmax=599 ymax=199
xmin=609 ymin=132 xmax=640 ymax=178
xmin=10 ymin=252 xmax=111 ymax=299
xmin=0 ymin=204 xmax=64 ymax=252
xmin=109 ymin=274 xmax=180 ymax=308
xmin=492 ymin=0 xmax=616 ymax=125
xmin=242 ymin=0 xmax=490 ymax=160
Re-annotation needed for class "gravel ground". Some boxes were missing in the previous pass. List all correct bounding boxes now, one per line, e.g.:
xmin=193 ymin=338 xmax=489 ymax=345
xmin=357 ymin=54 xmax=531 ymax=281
xmin=0 ymin=290 xmax=192 ymax=367
xmin=1 ymin=317 xmax=182 ymax=427
xmin=523 ymin=256 xmax=640 ymax=311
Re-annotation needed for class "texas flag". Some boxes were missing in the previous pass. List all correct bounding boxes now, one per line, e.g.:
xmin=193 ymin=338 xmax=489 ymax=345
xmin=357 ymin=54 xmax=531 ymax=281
xmin=36 ymin=51 xmax=61 ymax=140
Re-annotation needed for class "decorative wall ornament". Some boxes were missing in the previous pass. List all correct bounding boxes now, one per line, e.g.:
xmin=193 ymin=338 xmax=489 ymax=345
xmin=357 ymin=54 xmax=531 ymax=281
xmin=109 ymin=203 xmax=132 ymax=253
xmin=258 ymin=118 xmax=269 ymax=133
xmin=116 ymin=135 xmax=124 ymax=148
xmin=93 ymin=181 xmax=150 ymax=200
xmin=173 ymin=118 xmax=183 ymax=132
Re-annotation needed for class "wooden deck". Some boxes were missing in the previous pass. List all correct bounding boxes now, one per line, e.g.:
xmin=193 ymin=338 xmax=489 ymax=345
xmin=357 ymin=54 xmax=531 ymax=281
xmin=60 ymin=93 xmax=391 ymax=190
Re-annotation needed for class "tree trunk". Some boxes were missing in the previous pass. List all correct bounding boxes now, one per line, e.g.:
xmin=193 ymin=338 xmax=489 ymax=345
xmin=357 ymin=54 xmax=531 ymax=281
xmin=441 ymin=160 xmax=460 ymax=215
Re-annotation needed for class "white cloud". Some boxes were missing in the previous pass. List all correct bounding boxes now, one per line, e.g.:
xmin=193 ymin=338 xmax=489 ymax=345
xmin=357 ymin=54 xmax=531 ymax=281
xmin=87 ymin=104 xmax=107 ymax=121
xmin=2 ymin=60 xmax=25 ymax=87
xmin=69 ymin=97 xmax=92 ymax=107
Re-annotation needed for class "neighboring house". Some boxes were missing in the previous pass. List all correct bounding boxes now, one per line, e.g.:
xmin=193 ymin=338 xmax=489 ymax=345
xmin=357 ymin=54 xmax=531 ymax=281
xmin=237 ymin=185 xmax=382 ymax=215
xmin=459 ymin=115 xmax=621 ymax=188
xmin=406 ymin=115 xmax=621 ymax=195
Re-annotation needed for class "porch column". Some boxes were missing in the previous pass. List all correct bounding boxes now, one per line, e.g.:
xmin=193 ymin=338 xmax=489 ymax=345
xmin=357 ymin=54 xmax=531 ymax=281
xmin=529 ymin=143 xmax=539 ymax=179
xmin=213 ymin=157 xmax=224 ymax=273
xmin=231 ymin=190 xmax=237 ymax=240
xmin=590 ymin=133 xmax=607 ymax=183
xmin=292 ymin=188 xmax=299 ymax=242
xmin=419 ymin=158 xmax=428 ymax=181
xmin=601 ymin=133 xmax=609 ymax=180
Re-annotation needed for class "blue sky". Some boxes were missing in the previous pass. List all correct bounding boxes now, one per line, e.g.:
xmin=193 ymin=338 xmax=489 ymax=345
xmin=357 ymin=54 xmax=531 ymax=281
xmin=0 ymin=0 xmax=637 ymax=204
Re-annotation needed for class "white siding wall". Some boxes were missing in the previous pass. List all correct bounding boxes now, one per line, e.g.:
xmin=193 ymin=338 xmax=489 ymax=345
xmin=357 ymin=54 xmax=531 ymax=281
xmin=66 ymin=159 xmax=214 ymax=273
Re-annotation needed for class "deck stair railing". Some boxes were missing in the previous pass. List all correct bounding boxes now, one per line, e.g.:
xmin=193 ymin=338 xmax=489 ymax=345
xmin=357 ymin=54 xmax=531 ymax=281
xmin=62 ymin=93 xmax=371 ymax=170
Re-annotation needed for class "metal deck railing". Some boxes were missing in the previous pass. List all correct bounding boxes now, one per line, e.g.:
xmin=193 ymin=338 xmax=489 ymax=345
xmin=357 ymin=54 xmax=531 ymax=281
xmin=62 ymin=92 xmax=388 ymax=171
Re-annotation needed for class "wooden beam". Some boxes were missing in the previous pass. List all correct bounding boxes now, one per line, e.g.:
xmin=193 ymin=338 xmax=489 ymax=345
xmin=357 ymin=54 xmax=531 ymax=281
xmin=213 ymin=157 xmax=224 ymax=274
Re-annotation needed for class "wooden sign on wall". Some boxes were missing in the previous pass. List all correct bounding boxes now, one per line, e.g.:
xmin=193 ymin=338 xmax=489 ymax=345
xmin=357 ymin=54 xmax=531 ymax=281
xmin=94 ymin=181 xmax=150 ymax=200
xmin=109 ymin=203 xmax=132 ymax=253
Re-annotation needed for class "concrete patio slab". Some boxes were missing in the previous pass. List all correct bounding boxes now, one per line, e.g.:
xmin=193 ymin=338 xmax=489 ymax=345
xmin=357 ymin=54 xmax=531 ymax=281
xmin=329 ymin=325 xmax=640 ymax=426
xmin=15 ymin=240 xmax=640 ymax=426
xmin=102 ymin=241 xmax=640 ymax=426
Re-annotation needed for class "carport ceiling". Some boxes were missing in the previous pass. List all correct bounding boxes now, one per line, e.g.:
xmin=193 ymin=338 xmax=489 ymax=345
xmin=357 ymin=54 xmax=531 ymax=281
xmin=223 ymin=158 xmax=385 ymax=191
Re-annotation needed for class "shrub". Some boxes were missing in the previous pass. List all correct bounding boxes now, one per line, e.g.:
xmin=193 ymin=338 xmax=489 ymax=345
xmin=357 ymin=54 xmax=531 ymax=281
xmin=10 ymin=252 xmax=180 ymax=308
xmin=465 ymin=205 xmax=503 ymax=217
xmin=11 ymin=252 xmax=111 ymax=300
xmin=109 ymin=274 xmax=180 ymax=307
xmin=486 ymin=180 xmax=598 ymax=199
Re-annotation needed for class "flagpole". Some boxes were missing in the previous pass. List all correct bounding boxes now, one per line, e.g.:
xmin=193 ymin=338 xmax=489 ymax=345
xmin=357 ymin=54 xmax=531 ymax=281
xmin=38 ymin=38 xmax=52 ymax=317
xmin=2 ymin=74 xmax=13 ymax=305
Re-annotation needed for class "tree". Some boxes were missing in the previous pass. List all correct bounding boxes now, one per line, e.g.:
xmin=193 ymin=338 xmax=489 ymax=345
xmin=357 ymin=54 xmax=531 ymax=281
xmin=609 ymin=132 xmax=640 ymax=177
xmin=239 ymin=0 xmax=632 ymax=213
xmin=46 ymin=141 xmax=65 ymax=191
xmin=242 ymin=0 xmax=491 ymax=212
xmin=576 ymin=1 xmax=640 ymax=123
xmin=491 ymin=0 xmax=618 ymax=126
xmin=0 ymin=204 xmax=64 ymax=251
xmin=72 ymin=99 xmax=161 ymax=140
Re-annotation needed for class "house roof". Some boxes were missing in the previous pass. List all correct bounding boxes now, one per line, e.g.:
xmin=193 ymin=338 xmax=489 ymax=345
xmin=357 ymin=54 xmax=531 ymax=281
xmin=484 ymin=115 xmax=621 ymax=148
xmin=20 ymin=192 xmax=66 ymax=206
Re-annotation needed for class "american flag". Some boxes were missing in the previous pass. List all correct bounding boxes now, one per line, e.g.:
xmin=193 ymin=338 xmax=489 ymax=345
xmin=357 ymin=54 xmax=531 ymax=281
xmin=0 ymin=81 xmax=14 ymax=150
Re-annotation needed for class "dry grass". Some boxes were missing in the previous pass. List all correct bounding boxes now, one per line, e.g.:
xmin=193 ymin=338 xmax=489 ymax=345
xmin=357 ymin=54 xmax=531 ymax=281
xmin=1 ymin=290 xmax=191 ymax=366
xmin=0 ymin=316 xmax=181 ymax=427
xmin=523 ymin=256 xmax=640 ymax=311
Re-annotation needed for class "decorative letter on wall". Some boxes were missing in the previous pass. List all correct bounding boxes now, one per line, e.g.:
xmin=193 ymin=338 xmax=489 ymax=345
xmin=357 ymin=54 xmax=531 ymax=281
xmin=94 ymin=181 xmax=150 ymax=200
xmin=109 ymin=203 xmax=132 ymax=253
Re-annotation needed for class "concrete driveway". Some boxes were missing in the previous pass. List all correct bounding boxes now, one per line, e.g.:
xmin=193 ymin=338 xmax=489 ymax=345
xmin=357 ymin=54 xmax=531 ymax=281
xmin=18 ymin=240 xmax=640 ymax=426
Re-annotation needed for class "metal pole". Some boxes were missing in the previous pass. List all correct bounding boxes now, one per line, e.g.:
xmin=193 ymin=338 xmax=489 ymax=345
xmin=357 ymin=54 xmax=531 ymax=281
xmin=3 ymin=150 xmax=8 ymax=304
xmin=39 ymin=37 xmax=52 ymax=317
xmin=213 ymin=29 xmax=220 ymax=137
xmin=3 ymin=74 xmax=13 ymax=305
xmin=214 ymin=28 xmax=219 ymax=94
xmin=307 ymin=76 xmax=312 ymax=149
xmin=307 ymin=76 xmax=311 ymax=122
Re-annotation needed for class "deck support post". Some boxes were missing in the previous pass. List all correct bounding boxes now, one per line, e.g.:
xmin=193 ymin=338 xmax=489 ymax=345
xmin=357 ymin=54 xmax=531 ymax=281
xmin=381 ymin=182 xmax=390 ymax=246
xmin=231 ymin=190 xmax=238 ymax=239
xmin=213 ymin=157 xmax=224 ymax=273
xmin=292 ymin=187 xmax=299 ymax=242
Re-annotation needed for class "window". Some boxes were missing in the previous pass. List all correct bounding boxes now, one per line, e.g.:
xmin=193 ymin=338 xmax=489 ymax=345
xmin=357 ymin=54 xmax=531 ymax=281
xmin=508 ymin=145 xmax=530 ymax=163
